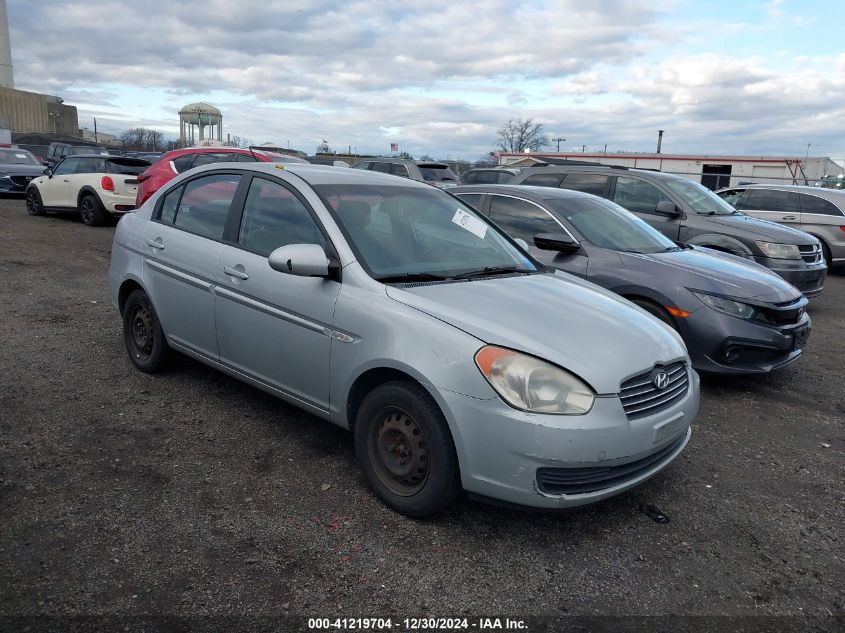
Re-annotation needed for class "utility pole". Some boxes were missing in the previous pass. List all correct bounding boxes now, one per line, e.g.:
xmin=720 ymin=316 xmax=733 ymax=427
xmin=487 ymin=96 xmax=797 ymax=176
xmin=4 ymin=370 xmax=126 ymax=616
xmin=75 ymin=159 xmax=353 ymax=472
xmin=93 ymin=117 xmax=98 ymax=143
xmin=551 ymin=136 xmax=566 ymax=152
xmin=657 ymin=130 xmax=665 ymax=154
xmin=581 ymin=145 xmax=586 ymax=153
xmin=604 ymin=144 xmax=607 ymax=155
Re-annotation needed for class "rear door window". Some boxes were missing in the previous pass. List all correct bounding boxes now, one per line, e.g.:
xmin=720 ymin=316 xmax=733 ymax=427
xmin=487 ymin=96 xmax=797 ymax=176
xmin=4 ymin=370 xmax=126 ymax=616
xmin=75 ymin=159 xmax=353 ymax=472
xmin=560 ymin=173 xmax=609 ymax=196
xmin=191 ymin=153 xmax=239 ymax=168
xmin=455 ymin=193 xmax=483 ymax=210
xmin=389 ymin=163 xmax=410 ymax=178
xmin=172 ymin=173 xmax=241 ymax=240
xmin=520 ymin=172 xmax=561 ymax=186
xmin=74 ymin=157 xmax=104 ymax=174
xmin=371 ymin=162 xmax=391 ymax=173
xmin=736 ymin=189 xmax=798 ymax=213
xmin=612 ymin=176 xmax=672 ymax=214
xmin=798 ymin=194 xmax=843 ymax=216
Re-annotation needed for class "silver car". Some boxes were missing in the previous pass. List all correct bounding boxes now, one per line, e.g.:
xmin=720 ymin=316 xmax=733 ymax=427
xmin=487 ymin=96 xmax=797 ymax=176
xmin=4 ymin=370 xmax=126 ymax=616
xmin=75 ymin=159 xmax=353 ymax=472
xmin=109 ymin=163 xmax=699 ymax=516
xmin=716 ymin=184 xmax=845 ymax=268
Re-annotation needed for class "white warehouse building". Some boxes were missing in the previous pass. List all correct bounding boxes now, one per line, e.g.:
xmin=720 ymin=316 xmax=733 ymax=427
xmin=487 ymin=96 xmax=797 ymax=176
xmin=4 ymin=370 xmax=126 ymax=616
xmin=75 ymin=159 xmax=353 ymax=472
xmin=498 ymin=152 xmax=845 ymax=190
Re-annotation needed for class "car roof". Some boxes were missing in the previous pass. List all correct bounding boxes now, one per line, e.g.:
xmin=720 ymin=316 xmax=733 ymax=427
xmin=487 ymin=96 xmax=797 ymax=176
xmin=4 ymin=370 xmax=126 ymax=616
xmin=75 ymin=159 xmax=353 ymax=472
xmin=725 ymin=183 xmax=845 ymax=199
xmin=452 ymin=184 xmax=600 ymax=203
xmin=517 ymin=164 xmax=676 ymax=179
xmin=187 ymin=161 xmax=434 ymax=188
xmin=357 ymin=157 xmax=449 ymax=167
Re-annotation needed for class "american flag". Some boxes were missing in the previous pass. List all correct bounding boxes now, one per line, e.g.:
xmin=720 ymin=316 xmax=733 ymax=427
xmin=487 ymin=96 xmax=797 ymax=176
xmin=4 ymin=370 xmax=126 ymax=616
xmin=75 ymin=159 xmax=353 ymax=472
xmin=390 ymin=143 xmax=399 ymax=153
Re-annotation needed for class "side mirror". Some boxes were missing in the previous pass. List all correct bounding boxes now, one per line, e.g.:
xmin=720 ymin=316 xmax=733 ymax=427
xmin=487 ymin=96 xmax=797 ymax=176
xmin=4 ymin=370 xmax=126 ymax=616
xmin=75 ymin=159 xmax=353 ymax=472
xmin=268 ymin=244 xmax=330 ymax=277
xmin=45 ymin=168 xmax=53 ymax=178
xmin=514 ymin=238 xmax=529 ymax=251
xmin=655 ymin=200 xmax=680 ymax=217
xmin=534 ymin=232 xmax=580 ymax=253
xmin=42 ymin=161 xmax=50 ymax=167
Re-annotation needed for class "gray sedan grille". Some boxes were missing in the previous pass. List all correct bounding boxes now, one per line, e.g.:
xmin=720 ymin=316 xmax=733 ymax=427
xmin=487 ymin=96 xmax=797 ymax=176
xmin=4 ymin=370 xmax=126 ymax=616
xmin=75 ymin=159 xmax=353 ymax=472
xmin=798 ymin=243 xmax=823 ymax=264
xmin=619 ymin=361 xmax=688 ymax=420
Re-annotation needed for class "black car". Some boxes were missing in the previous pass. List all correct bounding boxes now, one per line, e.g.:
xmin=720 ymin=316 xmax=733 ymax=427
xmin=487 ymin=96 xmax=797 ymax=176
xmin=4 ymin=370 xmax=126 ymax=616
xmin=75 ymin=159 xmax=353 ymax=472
xmin=44 ymin=140 xmax=111 ymax=168
xmin=452 ymin=185 xmax=811 ymax=375
xmin=508 ymin=165 xmax=827 ymax=298
xmin=0 ymin=148 xmax=48 ymax=194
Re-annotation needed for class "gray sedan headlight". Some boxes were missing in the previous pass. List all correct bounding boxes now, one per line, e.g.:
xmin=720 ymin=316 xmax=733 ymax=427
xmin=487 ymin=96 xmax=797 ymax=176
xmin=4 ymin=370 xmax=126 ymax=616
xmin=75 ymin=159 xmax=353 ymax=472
xmin=755 ymin=241 xmax=801 ymax=260
xmin=475 ymin=346 xmax=594 ymax=415
xmin=692 ymin=291 xmax=757 ymax=320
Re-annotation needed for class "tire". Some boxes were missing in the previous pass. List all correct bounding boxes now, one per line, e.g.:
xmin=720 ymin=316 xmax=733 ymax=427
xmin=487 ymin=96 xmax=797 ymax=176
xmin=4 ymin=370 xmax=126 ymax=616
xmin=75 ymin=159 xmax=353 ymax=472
xmin=25 ymin=188 xmax=45 ymax=216
xmin=631 ymin=298 xmax=678 ymax=331
xmin=79 ymin=193 xmax=108 ymax=227
xmin=122 ymin=289 xmax=169 ymax=373
xmin=354 ymin=381 xmax=460 ymax=518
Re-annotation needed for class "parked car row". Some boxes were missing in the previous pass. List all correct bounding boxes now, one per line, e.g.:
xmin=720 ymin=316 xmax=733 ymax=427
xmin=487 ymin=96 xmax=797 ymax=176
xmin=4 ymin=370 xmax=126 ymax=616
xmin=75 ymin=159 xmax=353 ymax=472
xmin=19 ymin=150 xmax=829 ymax=518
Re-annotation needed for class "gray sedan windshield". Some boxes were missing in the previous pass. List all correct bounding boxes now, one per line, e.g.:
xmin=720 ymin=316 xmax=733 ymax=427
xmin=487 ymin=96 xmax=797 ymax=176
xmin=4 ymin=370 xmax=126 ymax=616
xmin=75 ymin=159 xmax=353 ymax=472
xmin=314 ymin=185 xmax=537 ymax=280
xmin=664 ymin=178 xmax=737 ymax=215
xmin=548 ymin=197 xmax=679 ymax=254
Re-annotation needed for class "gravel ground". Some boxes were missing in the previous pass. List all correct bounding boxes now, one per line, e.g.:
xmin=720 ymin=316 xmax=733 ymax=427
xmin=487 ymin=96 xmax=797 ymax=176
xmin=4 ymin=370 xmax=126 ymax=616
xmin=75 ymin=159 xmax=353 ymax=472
xmin=0 ymin=199 xmax=842 ymax=632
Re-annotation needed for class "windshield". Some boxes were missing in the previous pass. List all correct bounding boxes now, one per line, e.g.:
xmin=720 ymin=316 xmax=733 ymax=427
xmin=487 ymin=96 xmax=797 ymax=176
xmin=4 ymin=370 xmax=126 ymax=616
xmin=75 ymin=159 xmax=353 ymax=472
xmin=547 ymin=196 xmax=679 ymax=254
xmin=418 ymin=165 xmax=457 ymax=182
xmin=0 ymin=149 xmax=39 ymax=165
xmin=314 ymin=184 xmax=538 ymax=280
xmin=663 ymin=177 xmax=737 ymax=215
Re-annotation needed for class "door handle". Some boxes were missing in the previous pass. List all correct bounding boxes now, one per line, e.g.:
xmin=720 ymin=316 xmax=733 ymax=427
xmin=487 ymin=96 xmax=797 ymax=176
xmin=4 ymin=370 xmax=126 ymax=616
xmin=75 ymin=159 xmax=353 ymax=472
xmin=782 ymin=215 xmax=797 ymax=220
xmin=146 ymin=238 xmax=165 ymax=250
xmin=223 ymin=265 xmax=249 ymax=280
xmin=62 ymin=178 xmax=71 ymax=182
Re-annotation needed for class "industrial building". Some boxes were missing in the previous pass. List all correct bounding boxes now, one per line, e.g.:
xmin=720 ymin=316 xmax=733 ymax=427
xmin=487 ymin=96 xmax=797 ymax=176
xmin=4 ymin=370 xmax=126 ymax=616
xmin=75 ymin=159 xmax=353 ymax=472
xmin=499 ymin=152 xmax=845 ymax=189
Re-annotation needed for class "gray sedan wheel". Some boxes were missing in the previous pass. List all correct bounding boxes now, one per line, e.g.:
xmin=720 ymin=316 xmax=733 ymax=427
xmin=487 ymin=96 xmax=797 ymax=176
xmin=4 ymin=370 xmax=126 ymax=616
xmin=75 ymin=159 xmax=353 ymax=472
xmin=354 ymin=381 xmax=460 ymax=517
xmin=122 ymin=289 xmax=169 ymax=373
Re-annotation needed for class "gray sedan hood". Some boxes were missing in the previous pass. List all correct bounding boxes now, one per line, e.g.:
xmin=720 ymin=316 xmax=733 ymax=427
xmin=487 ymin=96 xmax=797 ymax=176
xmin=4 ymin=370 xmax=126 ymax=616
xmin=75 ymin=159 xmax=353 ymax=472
xmin=625 ymin=247 xmax=801 ymax=303
xmin=386 ymin=272 xmax=687 ymax=395
xmin=704 ymin=213 xmax=817 ymax=245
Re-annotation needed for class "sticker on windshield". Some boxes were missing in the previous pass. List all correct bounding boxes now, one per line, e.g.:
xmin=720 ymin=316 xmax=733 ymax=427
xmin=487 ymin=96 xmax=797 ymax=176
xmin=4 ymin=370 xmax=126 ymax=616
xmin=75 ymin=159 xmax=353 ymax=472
xmin=452 ymin=208 xmax=487 ymax=239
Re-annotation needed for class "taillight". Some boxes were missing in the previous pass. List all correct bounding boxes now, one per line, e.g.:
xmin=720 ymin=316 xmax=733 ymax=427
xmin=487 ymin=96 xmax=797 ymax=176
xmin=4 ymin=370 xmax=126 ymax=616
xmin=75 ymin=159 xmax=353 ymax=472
xmin=840 ymin=226 xmax=845 ymax=233
xmin=101 ymin=176 xmax=114 ymax=191
xmin=136 ymin=173 xmax=150 ymax=183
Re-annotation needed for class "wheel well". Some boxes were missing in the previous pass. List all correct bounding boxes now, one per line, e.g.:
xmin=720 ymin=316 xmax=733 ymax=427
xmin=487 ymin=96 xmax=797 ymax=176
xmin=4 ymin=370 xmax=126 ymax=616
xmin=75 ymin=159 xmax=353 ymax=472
xmin=118 ymin=279 xmax=143 ymax=314
xmin=623 ymin=294 xmax=675 ymax=325
xmin=346 ymin=367 xmax=426 ymax=430
xmin=77 ymin=187 xmax=100 ymax=206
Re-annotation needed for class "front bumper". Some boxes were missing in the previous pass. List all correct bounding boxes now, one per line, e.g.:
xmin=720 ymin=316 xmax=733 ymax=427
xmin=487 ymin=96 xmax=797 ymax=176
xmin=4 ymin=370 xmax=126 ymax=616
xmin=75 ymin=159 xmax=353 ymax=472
xmin=436 ymin=369 xmax=699 ymax=509
xmin=755 ymin=256 xmax=826 ymax=298
xmin=0 ymin=176 xmax=35 ymax=194
xmin=679 ymin=308 xmax=811 ymax=375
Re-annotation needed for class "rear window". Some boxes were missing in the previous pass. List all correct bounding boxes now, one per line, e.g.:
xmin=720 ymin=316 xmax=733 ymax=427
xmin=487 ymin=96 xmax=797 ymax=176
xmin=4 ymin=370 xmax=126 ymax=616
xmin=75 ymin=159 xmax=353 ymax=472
xmin=106 ymin=159 xmax=149 ymax=175
xmin=418 ymin=165 xmax=457 ymax=182
xmin=191 ymin=152 xmax=239 ymax=168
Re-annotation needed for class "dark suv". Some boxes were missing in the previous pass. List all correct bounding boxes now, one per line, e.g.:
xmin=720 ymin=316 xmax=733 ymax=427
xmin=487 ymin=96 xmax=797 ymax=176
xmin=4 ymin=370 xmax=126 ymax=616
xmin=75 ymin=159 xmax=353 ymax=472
xmin=44 ymin=141 xmax=111 ymax=168
xmin=508 ymin=165 xmax=827 ymax=297
xmin=352 ymin=158 xmax=458 ymax=188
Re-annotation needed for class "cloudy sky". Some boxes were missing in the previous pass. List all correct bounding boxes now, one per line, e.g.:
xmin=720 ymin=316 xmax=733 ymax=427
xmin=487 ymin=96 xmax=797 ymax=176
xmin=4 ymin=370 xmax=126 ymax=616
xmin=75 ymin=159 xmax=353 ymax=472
xmin=7 ymin=0 xmax=844 ymax=159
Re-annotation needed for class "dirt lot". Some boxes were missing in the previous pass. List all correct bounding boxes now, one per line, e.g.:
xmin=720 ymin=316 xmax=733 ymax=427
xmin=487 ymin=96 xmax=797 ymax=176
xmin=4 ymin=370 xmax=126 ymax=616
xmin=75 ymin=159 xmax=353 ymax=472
xmin=0 ymin=199 xmax=842 ymax=632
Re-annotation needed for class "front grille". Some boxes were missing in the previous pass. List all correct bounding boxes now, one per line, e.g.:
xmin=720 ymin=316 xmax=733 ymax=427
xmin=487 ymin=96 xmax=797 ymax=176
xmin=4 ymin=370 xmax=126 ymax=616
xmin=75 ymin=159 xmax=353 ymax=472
xmin=798 ymin=243 xmax=823 ymax=264
xmin=536 ymin=431 xmax=687 ymax=495
xmin=619 ymin=361 xmax=688 ymax=420
xmin=9 ymin=176 xmax=33 ymax=188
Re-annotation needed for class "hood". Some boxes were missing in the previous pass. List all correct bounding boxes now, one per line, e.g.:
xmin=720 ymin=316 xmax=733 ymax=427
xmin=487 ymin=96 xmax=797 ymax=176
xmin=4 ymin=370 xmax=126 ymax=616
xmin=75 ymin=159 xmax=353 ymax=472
xmin=386 ymin=272 xmax=687 ymax=395
xmin=704 ymin=213 xmax=817 ymax=245
xmin=0 ymin=164 xmax=48 ymax=177
xmin=622 ymin=247 xmax=801 ymax=303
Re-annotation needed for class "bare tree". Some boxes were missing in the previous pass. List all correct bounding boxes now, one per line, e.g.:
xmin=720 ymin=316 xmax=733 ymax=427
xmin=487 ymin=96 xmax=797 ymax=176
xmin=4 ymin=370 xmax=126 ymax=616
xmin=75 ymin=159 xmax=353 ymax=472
xmin=495 ymin=118 xmax=548 ymax=153
xmin=118 ymin=127 xmax=165 ymax=151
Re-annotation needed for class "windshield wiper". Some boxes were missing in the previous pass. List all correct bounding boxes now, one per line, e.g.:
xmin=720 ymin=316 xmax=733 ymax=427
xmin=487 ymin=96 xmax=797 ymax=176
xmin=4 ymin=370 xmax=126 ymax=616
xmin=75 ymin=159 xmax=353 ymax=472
xmin=375 ymin=272 xmax=450 ymax=283
xmin=449 ymin=266 xmax=532 ymax=280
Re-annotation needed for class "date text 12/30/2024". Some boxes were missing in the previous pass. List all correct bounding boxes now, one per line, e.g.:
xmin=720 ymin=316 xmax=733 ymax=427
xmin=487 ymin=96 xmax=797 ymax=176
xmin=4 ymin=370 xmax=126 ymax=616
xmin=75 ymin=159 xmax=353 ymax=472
xmin=307 ymin=617 xmax=528 ymax=631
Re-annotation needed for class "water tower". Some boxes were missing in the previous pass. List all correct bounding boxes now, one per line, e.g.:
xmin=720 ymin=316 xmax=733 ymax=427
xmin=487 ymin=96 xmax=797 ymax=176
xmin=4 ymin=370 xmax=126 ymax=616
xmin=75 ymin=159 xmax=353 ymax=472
xmin=179 ymin=102 xmax=222 ymax=145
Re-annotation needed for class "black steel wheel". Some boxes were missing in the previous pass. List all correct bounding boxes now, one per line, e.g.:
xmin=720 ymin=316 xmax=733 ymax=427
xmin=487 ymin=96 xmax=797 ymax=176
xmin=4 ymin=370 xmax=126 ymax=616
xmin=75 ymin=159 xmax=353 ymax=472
xmin=354 ymin=381 xmax=460 ymax=517
xmin=79 ymin=194 xmax=107 ymax=227
xmin=25 ymin=188 xmax=45 ymax=216
xmin=122 ymin=289 xmax=169 ymax=373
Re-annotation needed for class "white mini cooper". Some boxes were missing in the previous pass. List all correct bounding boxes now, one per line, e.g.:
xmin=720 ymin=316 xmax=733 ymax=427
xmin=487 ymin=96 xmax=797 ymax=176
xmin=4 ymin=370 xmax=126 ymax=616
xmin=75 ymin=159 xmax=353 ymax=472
xmin=25 ymin=154 xmax=150 ymax=226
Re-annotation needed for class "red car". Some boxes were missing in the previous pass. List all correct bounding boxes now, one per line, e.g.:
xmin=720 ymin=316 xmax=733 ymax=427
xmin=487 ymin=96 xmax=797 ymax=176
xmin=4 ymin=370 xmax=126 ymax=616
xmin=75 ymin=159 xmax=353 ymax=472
xmin=134 ymin=147 xmax=307 ymax=207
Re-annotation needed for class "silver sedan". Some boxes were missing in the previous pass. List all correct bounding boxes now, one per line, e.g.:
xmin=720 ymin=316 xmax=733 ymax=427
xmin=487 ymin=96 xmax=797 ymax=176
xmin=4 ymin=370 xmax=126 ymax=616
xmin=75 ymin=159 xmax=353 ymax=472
xmin=109 ymin=163 xmax=699 ymax=516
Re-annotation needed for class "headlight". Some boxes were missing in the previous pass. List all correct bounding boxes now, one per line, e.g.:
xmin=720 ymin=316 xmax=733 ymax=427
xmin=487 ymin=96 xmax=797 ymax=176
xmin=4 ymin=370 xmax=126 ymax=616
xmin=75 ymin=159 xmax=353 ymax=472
xmin=756 ymin=241 xmax=801 ymax=260
xmin=474 ymin=346 xmax=594 ymax=415
xmin=692 ymin=291 xmax=757 ymax=320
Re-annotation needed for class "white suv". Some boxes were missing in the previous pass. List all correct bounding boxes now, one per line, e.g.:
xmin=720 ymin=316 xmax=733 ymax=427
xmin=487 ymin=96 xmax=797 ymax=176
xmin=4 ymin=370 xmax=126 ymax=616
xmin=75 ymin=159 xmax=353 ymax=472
xmin=25 ymin=155 xmax=151 ymax=226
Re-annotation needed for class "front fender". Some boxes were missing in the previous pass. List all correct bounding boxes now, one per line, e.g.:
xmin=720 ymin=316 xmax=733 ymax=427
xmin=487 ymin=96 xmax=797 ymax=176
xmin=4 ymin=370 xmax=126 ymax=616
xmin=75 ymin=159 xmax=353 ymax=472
xmin=685 ymin=234 xmax=753 ymax=257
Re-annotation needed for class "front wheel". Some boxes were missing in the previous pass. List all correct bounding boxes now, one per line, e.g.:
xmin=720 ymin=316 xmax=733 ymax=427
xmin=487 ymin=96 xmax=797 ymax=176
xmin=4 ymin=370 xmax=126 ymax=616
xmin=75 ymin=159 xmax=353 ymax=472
xmin=122 ymin=289 xmax=169 ymax=373
xmin=354 ymin=381 xmax=460 ymax=517
xmin=79 ymin=194 xmax=107 ymax=227
xmin=25 ymin=188 xmax=45 ymax=216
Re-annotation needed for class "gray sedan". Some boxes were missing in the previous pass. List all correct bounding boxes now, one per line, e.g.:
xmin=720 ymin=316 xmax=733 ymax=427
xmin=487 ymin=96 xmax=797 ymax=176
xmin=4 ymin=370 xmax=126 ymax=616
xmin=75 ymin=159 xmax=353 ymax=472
xmin=109 ymin=163 xmax=698 ymax=516
xmin=452 ymin=185 xmax=811 ymax=375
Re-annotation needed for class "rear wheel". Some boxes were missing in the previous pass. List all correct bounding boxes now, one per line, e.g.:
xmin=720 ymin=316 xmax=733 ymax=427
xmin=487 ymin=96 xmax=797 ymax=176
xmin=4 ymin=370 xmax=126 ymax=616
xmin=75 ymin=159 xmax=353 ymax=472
xmin=25 ymin=188 xmax=45 ymax=216
xmin=354 ymin=381 xmax=460 ymax=518
xmin=630 ymin=298 xmax=678 ymax=331
xmin=122 ymin=289 xmax=169 ymax=373
xmin=79 ymin=193 xmax=107 ymax=227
